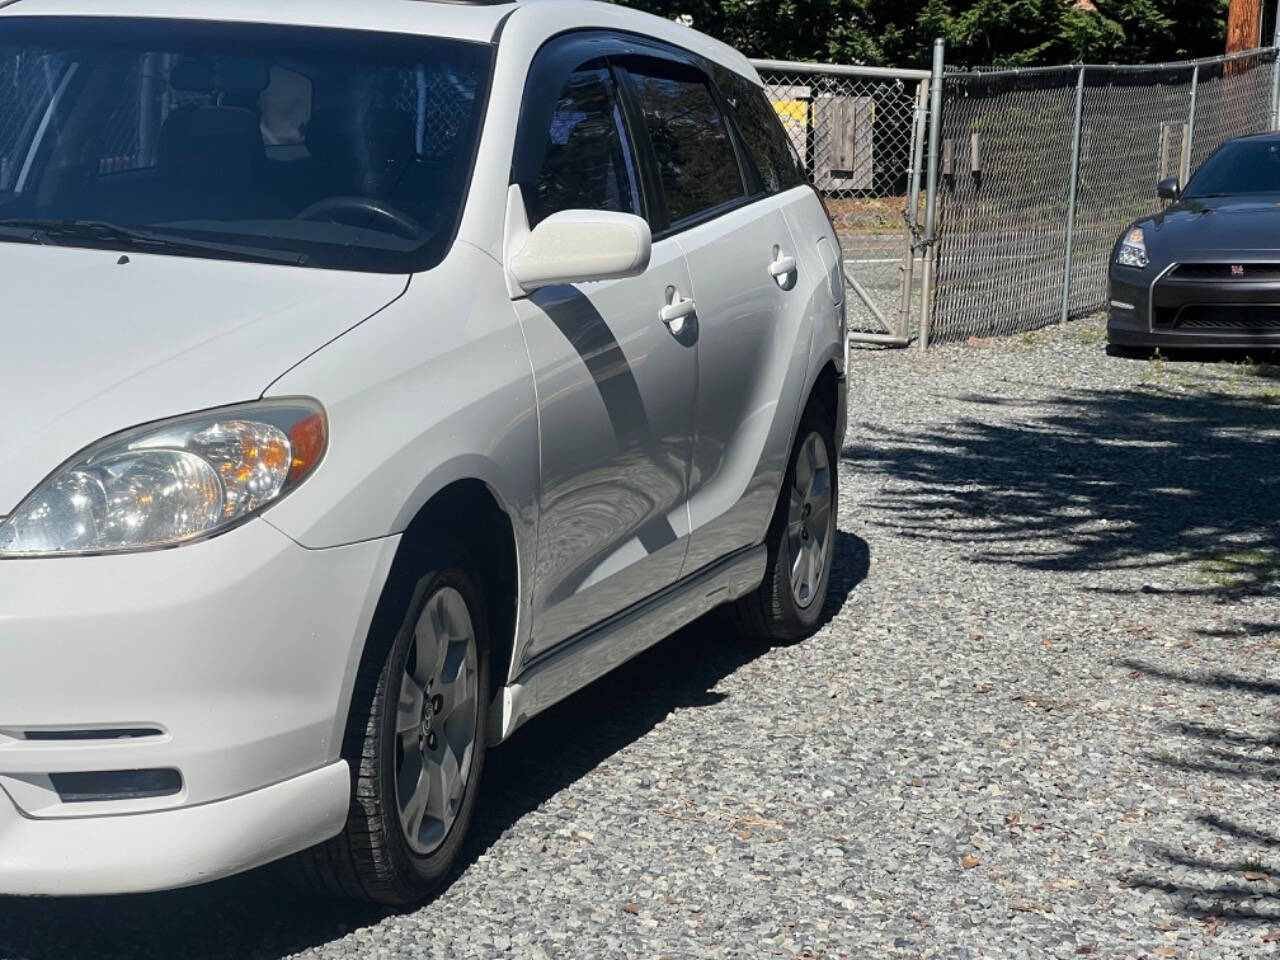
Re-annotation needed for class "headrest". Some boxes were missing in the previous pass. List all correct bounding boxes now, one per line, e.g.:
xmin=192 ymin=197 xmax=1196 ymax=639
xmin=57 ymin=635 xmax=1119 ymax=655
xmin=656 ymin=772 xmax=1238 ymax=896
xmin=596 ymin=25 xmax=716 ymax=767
xmin=216 ymin=59 xmax=270 ymax=102
xmin=158 ymin=106 xmax=265 ymax=188
xmin=170 ymin=58 xmax=214 ymax=94
xmin=169 ymin=58 xmax=269 ymax=101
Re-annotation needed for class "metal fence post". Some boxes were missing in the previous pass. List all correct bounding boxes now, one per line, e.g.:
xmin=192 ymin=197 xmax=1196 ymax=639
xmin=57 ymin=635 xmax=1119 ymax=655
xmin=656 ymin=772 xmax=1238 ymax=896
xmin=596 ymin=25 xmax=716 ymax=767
xmin=897 ymin=77 xmax=928 ymax=339
xmin=1059 ymin=66 xmax=1086 ymax=325
xmin=1272 ymin=58 xmax=1280 ymax=130
xmin=1182 ymin=63 xmax=1199 ymax=184
xmin=917 ymin=38 xmax=945 ymax=351
xmin=1271 ymin=12 xmax=1280 ymax=130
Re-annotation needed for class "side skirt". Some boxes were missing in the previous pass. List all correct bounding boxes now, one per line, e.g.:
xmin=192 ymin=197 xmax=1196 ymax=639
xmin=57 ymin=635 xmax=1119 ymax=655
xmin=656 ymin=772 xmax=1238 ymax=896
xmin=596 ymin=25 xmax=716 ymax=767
xmin=491 ymin=544 xmax=767 ymax=742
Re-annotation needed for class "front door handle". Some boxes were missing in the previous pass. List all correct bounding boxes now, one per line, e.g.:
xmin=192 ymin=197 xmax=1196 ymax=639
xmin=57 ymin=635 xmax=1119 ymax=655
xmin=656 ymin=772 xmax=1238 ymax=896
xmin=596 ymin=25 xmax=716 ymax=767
xmin=660 ymin=289 xmax=696 ymax=331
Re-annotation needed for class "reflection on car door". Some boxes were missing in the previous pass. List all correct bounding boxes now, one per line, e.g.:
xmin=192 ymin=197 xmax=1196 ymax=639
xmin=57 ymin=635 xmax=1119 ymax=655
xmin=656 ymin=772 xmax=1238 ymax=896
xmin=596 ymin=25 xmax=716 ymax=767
xmin=618 ymin=56 xmax=812 ymax=575
xmin=511 ymin=56 xmax=698 ymax=660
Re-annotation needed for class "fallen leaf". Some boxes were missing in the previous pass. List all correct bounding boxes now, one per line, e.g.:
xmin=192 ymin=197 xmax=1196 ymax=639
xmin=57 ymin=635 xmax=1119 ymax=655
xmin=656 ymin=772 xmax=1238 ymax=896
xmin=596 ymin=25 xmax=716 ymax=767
xmin=1245 ymin=871 xmax=1268 ymax=881
xmin=1263 ymin=929 xmax=1280 ymax=942
xmin=905 ymin=778 xmax=924 ymax=788
xmin=1011 ymin=900 xmax=1051 ymax=913
xmin=1005 ymin=812 xmax=1021 ymax=826
xmin=962 ymin=855 xmax=980 ymax=870
xmin=623 ymin=902 xmax=639 ymax=915
xmin=738 ymin=829 xmax=753 ymax=840
xmin=1154 ymin=949 xmax=1176 ymax=958
xmin=1074 ymin=947 xmax=1096 ymax=955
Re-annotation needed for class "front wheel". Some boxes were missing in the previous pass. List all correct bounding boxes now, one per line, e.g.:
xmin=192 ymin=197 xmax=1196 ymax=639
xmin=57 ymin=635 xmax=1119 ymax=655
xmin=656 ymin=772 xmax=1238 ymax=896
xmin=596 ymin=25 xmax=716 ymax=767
xmin=297 ymin=545 xmax=490 ymax=905
xmin=728 ymin=403 xmax=838 ymax=642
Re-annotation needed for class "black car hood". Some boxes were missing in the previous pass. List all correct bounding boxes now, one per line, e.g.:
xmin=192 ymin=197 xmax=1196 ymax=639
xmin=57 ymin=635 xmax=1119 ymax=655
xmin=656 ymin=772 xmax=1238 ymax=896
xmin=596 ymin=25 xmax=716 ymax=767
xmin=1146 ymin=193 xmax=1280 ymax=254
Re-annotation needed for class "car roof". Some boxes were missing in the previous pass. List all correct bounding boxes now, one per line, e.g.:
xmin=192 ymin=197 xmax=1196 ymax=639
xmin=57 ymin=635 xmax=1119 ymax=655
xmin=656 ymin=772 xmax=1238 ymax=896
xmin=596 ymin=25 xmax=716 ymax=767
xmin=1224 ymin=131 xmax=1280 ymax=144
xmin=0 ymin=0 xmax=759 ymax=81
xmin=0 ymin=0 xmax=516 ymax=42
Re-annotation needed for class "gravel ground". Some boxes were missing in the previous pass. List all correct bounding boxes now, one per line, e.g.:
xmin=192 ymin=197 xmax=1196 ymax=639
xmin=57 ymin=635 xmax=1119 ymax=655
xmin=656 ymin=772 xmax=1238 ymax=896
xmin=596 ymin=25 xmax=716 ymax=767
xmin=2 ymin=317 xmax=1279 ymax=960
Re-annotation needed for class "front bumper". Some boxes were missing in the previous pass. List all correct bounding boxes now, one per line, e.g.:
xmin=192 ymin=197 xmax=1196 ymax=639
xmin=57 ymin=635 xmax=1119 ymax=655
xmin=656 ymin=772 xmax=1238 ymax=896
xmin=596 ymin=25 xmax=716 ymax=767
xmin=0 ymin=519 xmax=398 ymax=893
xmin=0 ymin=761 xmax=350 ymax=896
xmin=1109 ymin=262 xmax=1280 ymax=349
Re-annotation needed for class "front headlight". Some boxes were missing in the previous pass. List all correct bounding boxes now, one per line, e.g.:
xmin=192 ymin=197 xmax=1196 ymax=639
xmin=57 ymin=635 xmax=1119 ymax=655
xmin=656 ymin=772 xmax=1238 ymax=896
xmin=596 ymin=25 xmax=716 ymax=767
xmin=0 ymin=399 xmax=326 ymax=557
xmin=1116 ymin=227 xmax=1149 ymax=269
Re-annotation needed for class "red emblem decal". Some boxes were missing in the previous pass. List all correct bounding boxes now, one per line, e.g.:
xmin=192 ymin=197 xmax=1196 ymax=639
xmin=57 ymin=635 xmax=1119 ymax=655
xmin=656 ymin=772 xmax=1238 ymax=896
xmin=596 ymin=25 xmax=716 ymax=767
xmin=1231 ymin=264 xmax=1245 ymax=276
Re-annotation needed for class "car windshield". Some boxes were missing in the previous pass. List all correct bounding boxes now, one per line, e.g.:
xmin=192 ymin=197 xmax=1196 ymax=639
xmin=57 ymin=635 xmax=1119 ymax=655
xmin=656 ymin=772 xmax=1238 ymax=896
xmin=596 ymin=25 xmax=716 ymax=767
xmin=1184 ymin=139 xmax=1280 ymax=199
xmin=0 ymin=17 xmax=491 ymax=272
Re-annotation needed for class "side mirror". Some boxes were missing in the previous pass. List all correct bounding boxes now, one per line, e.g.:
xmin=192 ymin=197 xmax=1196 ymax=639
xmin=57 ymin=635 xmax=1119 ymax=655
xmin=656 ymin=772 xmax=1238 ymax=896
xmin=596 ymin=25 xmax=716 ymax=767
xmin=507 ymin=209 xmax=651 ymax=293
xmin=1157 ymin=177 xmax=1181 ymax=201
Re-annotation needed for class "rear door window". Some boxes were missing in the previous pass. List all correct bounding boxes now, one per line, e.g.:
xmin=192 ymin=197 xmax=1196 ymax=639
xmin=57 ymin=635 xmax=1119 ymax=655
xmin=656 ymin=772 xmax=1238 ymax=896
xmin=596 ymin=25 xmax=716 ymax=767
xmin=620 ymin=60 xmax=746 ymax=227
xmin=713 ymin=68 xmax=807 ymax=195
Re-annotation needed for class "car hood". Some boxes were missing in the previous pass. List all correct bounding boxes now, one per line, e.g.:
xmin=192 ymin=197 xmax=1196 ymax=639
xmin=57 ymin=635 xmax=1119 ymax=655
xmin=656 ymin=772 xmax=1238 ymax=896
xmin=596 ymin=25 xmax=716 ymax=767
xmin=1147 ymin=193 xmax=1280 ymax=254
xmin=0 ymin=244 xmax=406 ymax=515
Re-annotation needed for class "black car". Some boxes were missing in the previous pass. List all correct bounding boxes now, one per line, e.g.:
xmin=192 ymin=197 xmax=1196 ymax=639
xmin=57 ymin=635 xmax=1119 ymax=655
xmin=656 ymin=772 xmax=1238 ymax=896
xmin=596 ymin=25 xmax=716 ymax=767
xmin=1109 ymin=132 xmax=1280 ymax=351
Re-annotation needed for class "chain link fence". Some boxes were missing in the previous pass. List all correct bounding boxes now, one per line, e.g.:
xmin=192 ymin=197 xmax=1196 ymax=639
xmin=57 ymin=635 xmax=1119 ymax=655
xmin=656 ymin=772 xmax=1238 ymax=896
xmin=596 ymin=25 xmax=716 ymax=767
xmin=755 ymin=46 xmax=1280 ymax=347
xmin=753 ymin=61 xmax=930 ymax=344
xmin=931 ymin=48 xmax=1280 ymax=344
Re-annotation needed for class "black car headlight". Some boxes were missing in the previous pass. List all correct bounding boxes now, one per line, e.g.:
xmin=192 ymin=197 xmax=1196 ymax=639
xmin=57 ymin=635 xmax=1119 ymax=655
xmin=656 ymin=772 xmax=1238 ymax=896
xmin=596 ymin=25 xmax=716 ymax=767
xmin=1116 ymin=228 xmax=1149 ymax=269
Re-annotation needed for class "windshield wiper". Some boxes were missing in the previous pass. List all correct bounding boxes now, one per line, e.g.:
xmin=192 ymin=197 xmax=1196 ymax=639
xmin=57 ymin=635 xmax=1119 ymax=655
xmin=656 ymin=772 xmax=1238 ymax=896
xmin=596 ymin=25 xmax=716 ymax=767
xmin=0 ymin=219 xmax=311 ymax=267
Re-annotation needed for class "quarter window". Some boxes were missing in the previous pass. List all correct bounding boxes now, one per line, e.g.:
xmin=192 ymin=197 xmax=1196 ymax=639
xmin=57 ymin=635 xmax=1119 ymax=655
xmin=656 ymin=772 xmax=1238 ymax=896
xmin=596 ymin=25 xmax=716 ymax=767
xmin=526 ymin=65 xmax=640 ymax=226
xmin=623 ymin=63 xmax=745 ymax=225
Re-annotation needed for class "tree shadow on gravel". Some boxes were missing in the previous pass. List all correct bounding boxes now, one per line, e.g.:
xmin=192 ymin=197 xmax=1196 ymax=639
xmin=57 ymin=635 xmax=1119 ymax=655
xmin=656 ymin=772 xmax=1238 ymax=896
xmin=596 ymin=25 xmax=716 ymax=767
xmin=0 ymin=532 xmax=869 ymax=960
xmin=1120 ymin=658 xmax=1280 ymax=931
xmin=855 ymin=381 xmax=1280 ymax=595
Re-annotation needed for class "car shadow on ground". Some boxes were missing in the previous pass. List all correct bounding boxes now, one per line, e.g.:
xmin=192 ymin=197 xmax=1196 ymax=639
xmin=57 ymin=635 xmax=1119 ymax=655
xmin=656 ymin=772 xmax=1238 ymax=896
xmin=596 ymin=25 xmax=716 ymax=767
xmin=0 ymin=532 xmax=870 ymax=960
xmin=1118 ymin=657 xmax=1280 ymax=932
xmin=854 ymin=377 xmax=1279 ymax=594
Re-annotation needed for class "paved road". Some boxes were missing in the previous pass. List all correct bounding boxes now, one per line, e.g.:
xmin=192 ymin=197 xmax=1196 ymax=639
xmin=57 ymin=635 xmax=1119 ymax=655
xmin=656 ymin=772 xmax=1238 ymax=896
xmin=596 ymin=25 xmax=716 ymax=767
xmin=1 ymin=318 xmax=1278 ymax=959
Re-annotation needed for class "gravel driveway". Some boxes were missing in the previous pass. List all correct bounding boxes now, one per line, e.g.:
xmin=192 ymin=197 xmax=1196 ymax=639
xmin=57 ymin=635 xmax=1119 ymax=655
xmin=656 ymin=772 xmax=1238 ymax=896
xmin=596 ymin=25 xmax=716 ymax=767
xmin=2 ymin=318 xmax=1278 ymax=960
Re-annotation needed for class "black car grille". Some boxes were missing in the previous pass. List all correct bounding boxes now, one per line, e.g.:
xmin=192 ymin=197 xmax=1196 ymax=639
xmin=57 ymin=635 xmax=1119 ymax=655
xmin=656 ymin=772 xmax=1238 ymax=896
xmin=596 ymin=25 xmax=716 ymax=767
xmin=1156 ymin=304 xmax=1280 ymax=329
xmin=1171 ymin=263 xmax=1280 ymax=281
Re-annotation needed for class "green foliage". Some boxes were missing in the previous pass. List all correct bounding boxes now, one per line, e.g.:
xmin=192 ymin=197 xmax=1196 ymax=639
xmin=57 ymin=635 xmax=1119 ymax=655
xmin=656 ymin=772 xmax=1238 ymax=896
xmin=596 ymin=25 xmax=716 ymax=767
xmin=613 ymin=0 xmax=1231 ymax=68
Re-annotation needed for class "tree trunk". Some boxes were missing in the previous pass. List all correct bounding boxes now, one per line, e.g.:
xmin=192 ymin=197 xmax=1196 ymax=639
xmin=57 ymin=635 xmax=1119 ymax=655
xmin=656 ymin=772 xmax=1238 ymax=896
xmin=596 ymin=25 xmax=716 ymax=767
xmin=1227 ymin=0 xmax=1263 ymax=53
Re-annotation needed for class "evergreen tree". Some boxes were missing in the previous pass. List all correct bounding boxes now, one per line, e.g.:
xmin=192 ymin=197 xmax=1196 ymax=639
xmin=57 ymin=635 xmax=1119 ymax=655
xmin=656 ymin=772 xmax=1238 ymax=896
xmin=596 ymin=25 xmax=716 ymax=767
xmin=614 ymin=0 xmax=1231 ymax=68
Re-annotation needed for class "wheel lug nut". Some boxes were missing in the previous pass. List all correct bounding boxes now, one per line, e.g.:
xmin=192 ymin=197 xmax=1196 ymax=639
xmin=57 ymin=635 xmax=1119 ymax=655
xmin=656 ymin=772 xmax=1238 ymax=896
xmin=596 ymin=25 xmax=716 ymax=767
xmin=427 ymin=732 xmax=437 ymax=750
xmin=432 ymin=695 xmax=443 ymax=715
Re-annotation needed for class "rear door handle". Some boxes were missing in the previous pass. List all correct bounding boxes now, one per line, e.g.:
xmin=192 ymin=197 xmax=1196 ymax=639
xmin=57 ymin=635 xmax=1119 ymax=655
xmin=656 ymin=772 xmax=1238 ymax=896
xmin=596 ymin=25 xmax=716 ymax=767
xmin=769 ymin=252 xmax=798 ymax=285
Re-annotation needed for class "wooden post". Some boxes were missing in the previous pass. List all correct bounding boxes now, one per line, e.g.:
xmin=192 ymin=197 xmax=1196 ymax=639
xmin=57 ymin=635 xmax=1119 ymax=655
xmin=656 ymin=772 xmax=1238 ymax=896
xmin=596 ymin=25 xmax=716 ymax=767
xmin=1228 ymin=0 xmax=1263 ymax=54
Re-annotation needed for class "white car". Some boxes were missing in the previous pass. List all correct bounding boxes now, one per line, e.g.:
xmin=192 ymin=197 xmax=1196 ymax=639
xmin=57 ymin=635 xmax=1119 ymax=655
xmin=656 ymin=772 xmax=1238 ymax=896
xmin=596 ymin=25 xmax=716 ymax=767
xmin=0 ymin=0 xmax=847 ymax=902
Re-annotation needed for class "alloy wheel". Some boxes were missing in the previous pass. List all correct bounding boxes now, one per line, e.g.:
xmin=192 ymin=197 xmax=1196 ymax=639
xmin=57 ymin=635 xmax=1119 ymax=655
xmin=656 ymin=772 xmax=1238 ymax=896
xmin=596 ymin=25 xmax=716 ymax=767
xmin=394 ymin=586 xmax=480 ymax=856
xmin=786 ymin=431 xmax=833 ymax=609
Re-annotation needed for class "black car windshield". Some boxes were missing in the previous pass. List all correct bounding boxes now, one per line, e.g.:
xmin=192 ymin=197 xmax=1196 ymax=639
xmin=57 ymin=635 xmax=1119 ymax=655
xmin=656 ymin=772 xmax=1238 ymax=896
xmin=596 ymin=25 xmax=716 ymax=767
xmin=0 ymin=17 xmax=492 ymax=272
xmin=1184 ymin=139 xmax=1280 ymax=199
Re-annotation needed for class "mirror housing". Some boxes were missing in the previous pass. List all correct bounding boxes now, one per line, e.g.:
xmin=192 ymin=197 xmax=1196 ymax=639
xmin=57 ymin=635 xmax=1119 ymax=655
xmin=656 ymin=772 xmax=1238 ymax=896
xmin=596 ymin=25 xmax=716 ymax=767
xmin=507 ymin=207 xmax=651 ymax=294
xmin=1157 ymin=177 xmax=1181 ymax=201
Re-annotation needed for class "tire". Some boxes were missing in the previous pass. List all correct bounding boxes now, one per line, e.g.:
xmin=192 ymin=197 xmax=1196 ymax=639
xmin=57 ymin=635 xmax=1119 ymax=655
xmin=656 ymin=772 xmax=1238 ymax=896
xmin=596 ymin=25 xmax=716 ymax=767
xmin=296 ymin=542 xmax=491 ymax=905
xmin=728 ymin=402 xmax=838 ymax=643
